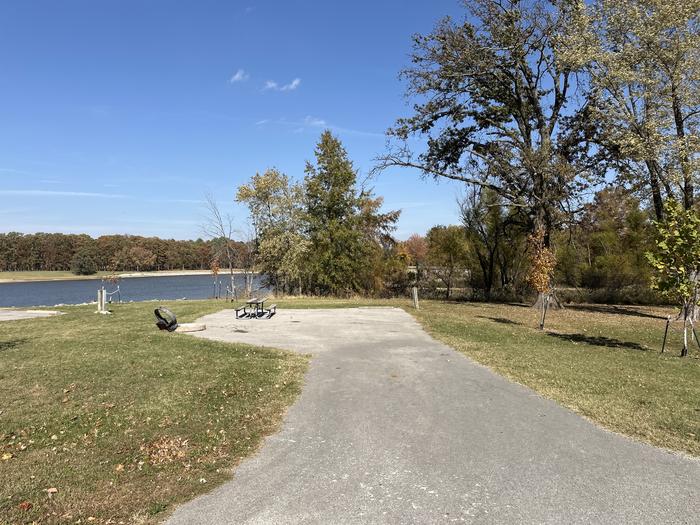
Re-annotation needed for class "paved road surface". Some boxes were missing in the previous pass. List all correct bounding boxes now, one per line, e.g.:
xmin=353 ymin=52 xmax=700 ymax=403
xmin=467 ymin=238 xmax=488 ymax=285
xmin=168 ymin=307 xmax=699 ymax=524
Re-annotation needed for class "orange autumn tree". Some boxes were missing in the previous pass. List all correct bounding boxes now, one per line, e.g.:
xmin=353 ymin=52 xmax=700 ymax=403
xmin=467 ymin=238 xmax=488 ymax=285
xmin=526 ymin=226 xmax=557 ymax=330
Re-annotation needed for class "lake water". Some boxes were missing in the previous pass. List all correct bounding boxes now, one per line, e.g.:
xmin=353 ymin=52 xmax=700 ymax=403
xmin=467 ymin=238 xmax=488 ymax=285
xmin=0 ymin=273 xmax=265 ymax=308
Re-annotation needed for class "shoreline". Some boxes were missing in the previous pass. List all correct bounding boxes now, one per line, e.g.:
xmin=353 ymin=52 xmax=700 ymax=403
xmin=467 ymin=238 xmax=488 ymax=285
xmin=0 ymin=269 xmax=247 ymax=284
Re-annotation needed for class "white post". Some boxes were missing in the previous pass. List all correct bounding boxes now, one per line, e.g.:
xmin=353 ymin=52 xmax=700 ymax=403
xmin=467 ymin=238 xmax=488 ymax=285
xmin=412 ymin=286 xmax=420 ymax=310
xmin=97 ymin=287 xmax=108 ymax=313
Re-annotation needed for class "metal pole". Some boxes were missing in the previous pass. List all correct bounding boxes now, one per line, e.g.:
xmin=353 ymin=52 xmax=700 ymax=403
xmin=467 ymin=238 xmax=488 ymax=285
xmin=661 ymin=316 xmax=671 ymax=354
xmin=540 ymin=293 xmax=549 ymax=330
xmin=692 ymin=323 xmax=700 ymax=351
xmin=411 ymin=286 xmax=420 ymax=310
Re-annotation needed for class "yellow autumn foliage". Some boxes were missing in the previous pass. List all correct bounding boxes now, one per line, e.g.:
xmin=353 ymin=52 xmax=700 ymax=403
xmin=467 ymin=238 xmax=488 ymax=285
xmin=526 ymin=227 xmax=557 ymax=294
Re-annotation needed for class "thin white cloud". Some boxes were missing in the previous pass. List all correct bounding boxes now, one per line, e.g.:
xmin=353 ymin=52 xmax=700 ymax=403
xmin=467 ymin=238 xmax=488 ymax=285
xmin=0 ymin=190 xmax=128 ymax=199
xmin=255 ymin=115 xmax=384 ymax=138
xmin=304 ymin=116 xmax=327 ymax=127
xmin=0 ymin=168 xmax=31 ymax=175
xmin=300 ymin=115 xmax=384 ymax=138
xmin=230 ymin=69 xmax=250 ymax=83
xmin=264 ymin=78 xmax=301 ymax=92
xmin=284 ymin=78 xmax=301 ymax=91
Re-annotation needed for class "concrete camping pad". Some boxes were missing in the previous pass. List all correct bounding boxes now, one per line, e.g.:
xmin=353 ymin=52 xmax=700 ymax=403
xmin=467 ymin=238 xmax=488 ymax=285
xmin=0 ymin=309 xmax=62 ymax=321
xmin=168 ymin=307 xmax=699 ymax=524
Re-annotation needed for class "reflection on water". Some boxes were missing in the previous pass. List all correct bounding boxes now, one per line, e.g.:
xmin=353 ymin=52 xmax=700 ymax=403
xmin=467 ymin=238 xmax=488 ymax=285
xmin=0 ymin=274 xmax=265 ymax=308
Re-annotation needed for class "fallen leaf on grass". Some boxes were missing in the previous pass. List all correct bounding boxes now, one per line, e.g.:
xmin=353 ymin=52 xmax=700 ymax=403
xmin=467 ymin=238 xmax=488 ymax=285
xmin=115 ymin=463 xmax=124 ymax=472
xmin=18 ymin=501 xmax=32 ymax=511
xmin=46 ymin=487 xmax=58 ymax=498
xmin=2 ymin=452 xmax=13 ymax=460
xmin=141 ymin=436 xmax=189 ymax=465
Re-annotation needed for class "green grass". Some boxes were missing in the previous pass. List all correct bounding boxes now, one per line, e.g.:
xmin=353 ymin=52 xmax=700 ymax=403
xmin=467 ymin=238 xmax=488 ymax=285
xmin=0 ymin=300 xmax=307 ymax=524
xmin=412 ymin=301 xmax=700 ymax=457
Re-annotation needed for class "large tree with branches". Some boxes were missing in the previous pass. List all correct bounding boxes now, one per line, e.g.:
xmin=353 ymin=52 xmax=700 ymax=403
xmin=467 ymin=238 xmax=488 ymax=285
xmin=376 ymin=0 xmax=597 ymax=247
xmin=560 ymin=0 xmax=700 ymax=221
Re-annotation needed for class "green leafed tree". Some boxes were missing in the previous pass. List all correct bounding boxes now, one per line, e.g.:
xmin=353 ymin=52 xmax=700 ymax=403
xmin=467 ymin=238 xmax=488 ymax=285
xmin=646 ymin=200 xmax=700 ymax=356
xmin=236 ymin=132 xmax=400 ymax=297
xmin=425 ymin=225 xmax=471 ymax=300
xmin=560 ymin=0 xmax=700 ymax=219
xmin=304 ymin=131 xmax=400 ymax=296
xmin=557 ymin=188 xmax=651 ymax=291
xmin=460 ymin=187 xmax=526 ymax=300
xmin=70 ymin=249 xmax=98 ymax=276
xmin=236 ymin=168 xmax=308 ymax=294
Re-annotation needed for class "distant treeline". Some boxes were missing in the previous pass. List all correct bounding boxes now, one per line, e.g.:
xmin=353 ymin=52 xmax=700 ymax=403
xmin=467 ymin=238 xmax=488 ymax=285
xmin=0 ymin=232 xmax=248 ymax=273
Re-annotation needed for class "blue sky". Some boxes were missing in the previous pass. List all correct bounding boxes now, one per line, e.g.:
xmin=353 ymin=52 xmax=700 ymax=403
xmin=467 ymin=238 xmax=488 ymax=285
xmin=0 ymin=0 xmax=465 ymax=240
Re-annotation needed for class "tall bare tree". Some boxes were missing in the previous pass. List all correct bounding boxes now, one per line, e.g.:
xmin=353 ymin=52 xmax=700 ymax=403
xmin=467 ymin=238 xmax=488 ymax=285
xmin=202 ymin=193 xmax=239 ymax=298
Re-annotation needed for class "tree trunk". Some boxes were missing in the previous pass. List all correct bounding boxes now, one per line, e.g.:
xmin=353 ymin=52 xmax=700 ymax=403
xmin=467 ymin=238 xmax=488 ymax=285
xmin=682 ymin=304 xmax=690 ymax=357
xmin=645 ymin=160 xmax=665 ymax=221
xmin=671 ymin=86 xmax=694 ymax=210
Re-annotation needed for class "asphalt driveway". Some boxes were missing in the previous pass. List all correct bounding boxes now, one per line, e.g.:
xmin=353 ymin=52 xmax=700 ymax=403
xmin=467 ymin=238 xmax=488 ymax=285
xmin=167 ymin=307 xmax=699 ymax=524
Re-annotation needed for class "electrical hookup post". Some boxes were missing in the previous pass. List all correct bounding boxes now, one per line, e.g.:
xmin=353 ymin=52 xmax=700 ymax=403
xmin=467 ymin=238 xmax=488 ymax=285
xmin=96 ymin=286 xmax=109 ymax=315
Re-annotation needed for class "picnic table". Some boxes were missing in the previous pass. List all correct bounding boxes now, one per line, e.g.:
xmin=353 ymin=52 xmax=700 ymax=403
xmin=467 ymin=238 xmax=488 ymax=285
xmin=235 ymin=298 xmax=277 ymax=319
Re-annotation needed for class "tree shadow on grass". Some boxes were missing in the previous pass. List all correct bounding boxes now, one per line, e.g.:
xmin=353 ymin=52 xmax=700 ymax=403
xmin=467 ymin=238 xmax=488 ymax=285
xmin=547 ymin=332 xmax=647 ymax=351
xmin=565 ymin=304 xmax=666 ymax=320
xmin=0 ymin=338 xmax=27 ymax=351
xmin=477 ymin=316 xmax=523 ymax=326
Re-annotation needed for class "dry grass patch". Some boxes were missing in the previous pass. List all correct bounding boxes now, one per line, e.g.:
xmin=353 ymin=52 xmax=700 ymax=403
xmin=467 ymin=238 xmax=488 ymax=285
xmin=413 ymin=301 xmax=700 ymax=457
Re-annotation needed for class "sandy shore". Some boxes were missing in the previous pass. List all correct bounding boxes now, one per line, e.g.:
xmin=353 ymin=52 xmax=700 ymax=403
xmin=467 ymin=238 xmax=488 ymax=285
xmin=0 ymin=269 xmax=246 ymax=284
